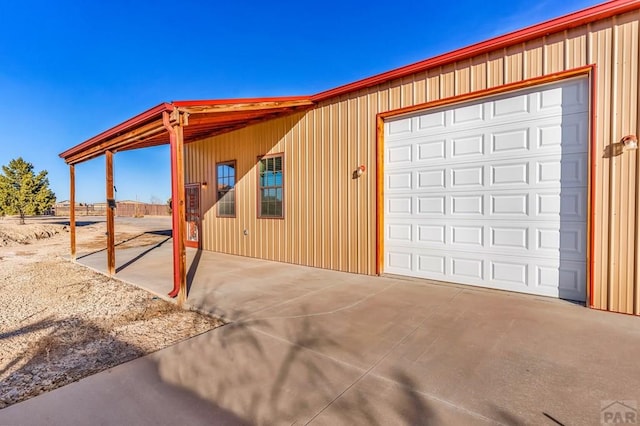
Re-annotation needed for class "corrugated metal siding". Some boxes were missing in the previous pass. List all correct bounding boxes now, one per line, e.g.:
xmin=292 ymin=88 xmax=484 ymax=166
xmin=185 ymin=9 xmax=640 ymax=314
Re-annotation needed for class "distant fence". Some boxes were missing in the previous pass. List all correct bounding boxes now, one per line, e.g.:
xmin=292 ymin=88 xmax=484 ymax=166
xmin=54 ymin=202 xmax=170 ymax=217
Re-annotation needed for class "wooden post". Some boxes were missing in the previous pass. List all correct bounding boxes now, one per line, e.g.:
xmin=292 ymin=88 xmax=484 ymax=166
xmin=70 ymin=164 xmax=76 ymax=260
xmin=106 ymin=150 xmax=116 ymax=275
xmin=166 ymin=111 xmax=187 ymax=303
xmin=176 ymin=124 xmax=187 ymax=304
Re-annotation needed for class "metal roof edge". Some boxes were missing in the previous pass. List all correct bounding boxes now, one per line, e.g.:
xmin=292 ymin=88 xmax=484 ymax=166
xmin=172 ymin=96 xmax=313 ymax=107
xmin=310 ymin=0 xmax=640 ymax=102
xmin=59 ymin=102 xmax=174 ymax=160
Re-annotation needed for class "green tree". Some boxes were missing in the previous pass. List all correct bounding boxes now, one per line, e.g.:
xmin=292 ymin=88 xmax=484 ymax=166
xmin=0 ymin=157 xmax=56 ymax=224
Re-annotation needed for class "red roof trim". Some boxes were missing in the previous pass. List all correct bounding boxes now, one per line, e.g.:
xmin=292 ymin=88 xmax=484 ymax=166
xmin=59 ymin=102 xmax=173 ymax=159
xmin=173 ymin=96 xmax=311 ymax=107
xmin=311 ymin=0 xmax=640 ymax=102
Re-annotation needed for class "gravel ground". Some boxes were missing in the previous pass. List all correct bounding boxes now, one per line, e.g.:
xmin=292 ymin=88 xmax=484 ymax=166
xmin=0 ymin=216 xmax=224 ymax=409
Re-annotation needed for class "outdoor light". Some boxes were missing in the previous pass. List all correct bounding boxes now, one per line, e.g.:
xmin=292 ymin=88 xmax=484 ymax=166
xmin=622 ymin=135 xmax=638 ymax=151
xmin=202 ymin=181 xmax=208 ymax=189
xmin=355 ymin=165 xmax=366 ymax=178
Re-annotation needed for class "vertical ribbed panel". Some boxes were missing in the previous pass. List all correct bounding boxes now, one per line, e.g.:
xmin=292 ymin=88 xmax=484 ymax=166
xmin=184 ymin=9 xmax=640 ymax=314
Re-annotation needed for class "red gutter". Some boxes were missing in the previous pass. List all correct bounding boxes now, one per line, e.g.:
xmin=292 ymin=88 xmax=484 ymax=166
xmin=311 ymin=0 xmax=640 ymax=102
xmin=172 ymin=96 xmax=312 ymax=107
xmin=59 ymin=102 xmax=174 ymax=160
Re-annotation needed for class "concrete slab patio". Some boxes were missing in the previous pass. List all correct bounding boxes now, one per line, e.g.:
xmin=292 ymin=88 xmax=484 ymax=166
xmin=1 ymin=231 xmax=639 ymax=425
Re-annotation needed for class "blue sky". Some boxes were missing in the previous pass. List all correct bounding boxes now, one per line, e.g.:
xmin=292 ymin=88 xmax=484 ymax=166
xmin=0 ymin=0 xmax=601 ymax=203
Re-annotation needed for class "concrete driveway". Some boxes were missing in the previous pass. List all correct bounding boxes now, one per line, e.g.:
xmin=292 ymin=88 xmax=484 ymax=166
xmin=1 ymin=239 xmax=639 ymax=425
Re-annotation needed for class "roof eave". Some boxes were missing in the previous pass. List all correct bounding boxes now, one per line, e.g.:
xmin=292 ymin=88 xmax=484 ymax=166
xmin=59 ymin=102 xmax=174 ymax=162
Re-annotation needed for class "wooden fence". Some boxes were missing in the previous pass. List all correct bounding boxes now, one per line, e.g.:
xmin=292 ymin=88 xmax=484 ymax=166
xmin=54 ymin=203 xmax=170 ymax=217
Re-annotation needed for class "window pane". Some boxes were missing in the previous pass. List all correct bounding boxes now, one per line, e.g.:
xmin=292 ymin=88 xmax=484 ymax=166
xmin=217 ymin=162 xmax=236 ymax=216
xmin=259 ymin=155 xmax=283 ymax=218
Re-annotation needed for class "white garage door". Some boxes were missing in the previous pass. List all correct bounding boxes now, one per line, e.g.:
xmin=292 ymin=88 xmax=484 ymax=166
xmin=384 ymin=78 xmax=588 ymax=301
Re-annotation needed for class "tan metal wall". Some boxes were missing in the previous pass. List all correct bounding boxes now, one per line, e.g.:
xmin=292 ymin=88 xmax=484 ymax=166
xmin=186 ymin=9 xmax=640 ymax=314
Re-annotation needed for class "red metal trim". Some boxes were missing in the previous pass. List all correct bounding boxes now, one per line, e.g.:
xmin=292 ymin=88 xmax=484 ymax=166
xmin=164 ymin=111 xmax=181 ymax=299
xmin=379 ymin=66 xmax=594 ymax=120
xmin=173 ymin=96 xmax=312 ymax=107
xmin=375 ymin=115 xmax=384 ymax=276
xmin=311 ymin=0 xmax=640 ymax=102
xmin=59 ymin=103 xmax=173 ymax=160
xmin=589 ymin=66 xmax=598 ymax=309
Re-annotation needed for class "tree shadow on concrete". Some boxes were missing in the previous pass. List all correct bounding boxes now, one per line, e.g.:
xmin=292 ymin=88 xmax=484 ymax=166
xmin=0 ymin=313 xmax=248 ymax=425
xmin=152 ymin=305 xmax=357 ymax=424
xmin=150 ymin=303 xmax=471 ymax=425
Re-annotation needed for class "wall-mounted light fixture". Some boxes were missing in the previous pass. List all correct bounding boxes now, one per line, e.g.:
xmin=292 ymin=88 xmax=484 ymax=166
xmin=201 ymin=181 xmax=208 ymax=189
xmin=352 ymin=165 xmax=366 ymax=179
xmin=622 ymin=135 xmax=638 ymax=151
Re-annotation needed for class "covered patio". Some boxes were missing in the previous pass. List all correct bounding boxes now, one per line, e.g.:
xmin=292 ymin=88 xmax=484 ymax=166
xmin=73 ymin=221 xmax=361 ymax=320
xmin=59 ymin=97 xmax=314 ymax=303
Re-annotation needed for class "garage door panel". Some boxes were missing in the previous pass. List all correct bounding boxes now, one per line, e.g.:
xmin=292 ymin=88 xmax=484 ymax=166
xmin=536 ymin=189 xmax=586 ymax=221
xmin=538 ymin=79 xmax=588 ymax=114
xmin=535 ymin=260 xmax=585 ymax=300
xmin=418 ymin=111 xmax=446 ymax=131
xmin=386 ymin=196 xmax=413 ymax=214
xmin=451 ymin=134 xmax=485 ymax=158
xmin=384 ymin=78 xmax=588 ymax=302
xmin=491 ymin=92 xmax=530 ymax=118
xmin=451 ymin=194 xmax=484 ymax=215
xmin=386 ymin=193 xmax=586 ymax=222
xmin=417 ymin=169 xmax=446 ymax=189
xmin=451 ymin=165 xmax=485 ymax=187
xmin=385 ymin=154 xmax=586 ymax=195
xmin=386 ymin=115 xmax=589 ymax=170
xmin=385 ymin=245 xmax=586 ymax=299
xmin=490 ymin=193 xmax=529 ymax=216
xmin=452 ymin=102 xmax=485 ymax=124
xmin=490 ymin=260 xmax=528 ymax=286
xmin=490 ymin=162 xmax=529 ymax=185
xmin=535 ymin=224 xmax=586 ymax=259
xmin=417 ymin=196 xmax=446 ymax=214
xmin=386 ymin=222 xmax=586 ymax=261
xmin=386 ymin=118 xmax=546 ymax=147
xmin=491 ymin=127 xmax=530 ymax=153
xmin=388 ymin=117 xmax=413 ymax=135
xmin=387 ymin=144 xmax=414 ymax=164
xmin=417 ymin=224 xmax=446 ymax=244
xmin=451 ymin=257 xmax=485 ymax=280
xmin=536 ymin=114 xmax=588 ymax=153
xmin=536 ymin=153 xmax=587 ymax=187
xmin=387 ymin=171 xmax=414 ymax=190
xmin=417 ymin=140 xmax=447 ymax=161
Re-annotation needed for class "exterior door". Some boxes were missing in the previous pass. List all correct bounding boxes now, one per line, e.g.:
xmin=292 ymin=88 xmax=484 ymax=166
xmin=185 ymin=184 xmax=201 ymax=248
xmin=383 ymin=78 xmax=588 ymax=301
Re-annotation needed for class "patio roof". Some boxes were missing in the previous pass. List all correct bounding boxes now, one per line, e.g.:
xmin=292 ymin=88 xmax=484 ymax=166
xmin=59 ymin=96 xmax=314 ymax=165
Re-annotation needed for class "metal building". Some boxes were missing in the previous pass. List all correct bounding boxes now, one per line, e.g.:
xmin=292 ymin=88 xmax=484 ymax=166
xmin=60 ymin=0 xmax=640 ymax=315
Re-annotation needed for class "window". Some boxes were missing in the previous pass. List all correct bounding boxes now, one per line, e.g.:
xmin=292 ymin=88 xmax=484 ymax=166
xmin=258 ymin=154 xmax=283 ymax=218
xmin=216 ymin=161 xmax=236 ymax=217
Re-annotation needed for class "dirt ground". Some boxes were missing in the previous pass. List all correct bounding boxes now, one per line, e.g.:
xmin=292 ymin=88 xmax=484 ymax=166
xmin=0 ymin=216 xmax=224 ymax=409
